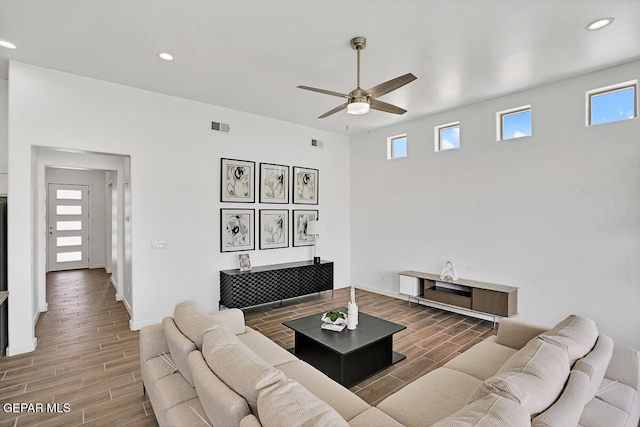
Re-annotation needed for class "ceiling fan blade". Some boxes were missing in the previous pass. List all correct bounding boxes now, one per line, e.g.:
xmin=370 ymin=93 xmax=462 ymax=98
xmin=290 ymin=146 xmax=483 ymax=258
xmin=365 ymin=73 xmax=417 ymax=98
xmin=370 ymin=99 xmax=407 ymax=115
xmin=297 ymin=85 xmax=350 ymax=99
xmin=318 ymin=103 xmax=348 ymax=118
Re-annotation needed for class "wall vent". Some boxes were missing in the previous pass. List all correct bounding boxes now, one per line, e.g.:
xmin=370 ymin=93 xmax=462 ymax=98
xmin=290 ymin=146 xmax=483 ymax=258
xmin=311 ymin=139 xmax=324 ymax=148
xmin=211 ymin=121 xmax=230 ymax=133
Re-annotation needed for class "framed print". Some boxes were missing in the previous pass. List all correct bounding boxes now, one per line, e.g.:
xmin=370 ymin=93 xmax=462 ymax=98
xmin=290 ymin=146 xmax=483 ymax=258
xmin=221 ymin=209 xmax=255 ymax=252
xmin=292 ymin=166 xmax=318 ymax=205
xmin=259 ymin=209 xmax=289 ymax=249
xmin=259 ymin=163 xmax=289 ymax=204
xmin=221 ymin=158 xmax=255 ymax=203
xmin=292 ymin=209 xmax=318 ymax=247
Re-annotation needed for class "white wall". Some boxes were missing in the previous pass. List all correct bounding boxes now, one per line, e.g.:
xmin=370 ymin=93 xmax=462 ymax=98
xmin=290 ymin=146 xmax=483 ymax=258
xmin=7 ymin=62 xmax=350 ymax=354
xmin=45 ymin=168 xmax=108 ymax=269
xmin=350 ymin=60 xmax=640 ymax=350
xmin=0 ymin=79 xmax=7 ymax=195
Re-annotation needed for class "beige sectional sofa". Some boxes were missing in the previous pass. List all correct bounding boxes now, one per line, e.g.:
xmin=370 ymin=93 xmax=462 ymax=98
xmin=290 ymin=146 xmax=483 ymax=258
xmin=140 ymin=301 xmax=640 ymax=427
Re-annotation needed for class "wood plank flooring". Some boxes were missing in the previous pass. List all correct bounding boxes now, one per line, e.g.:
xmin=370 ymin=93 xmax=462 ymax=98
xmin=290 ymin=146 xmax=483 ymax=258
xmin=244 ymin=287 xmax=496 ymax=406
xmin=0 ymin=269 xmax=495 ymax=426
xmin=0 ymin=269 xmax=157 ymax=427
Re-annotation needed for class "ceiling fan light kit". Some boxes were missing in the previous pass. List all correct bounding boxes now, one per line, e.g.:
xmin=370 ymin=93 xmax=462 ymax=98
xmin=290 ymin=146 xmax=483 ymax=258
xmin=298 ymin=36 xmax=416 ymax=118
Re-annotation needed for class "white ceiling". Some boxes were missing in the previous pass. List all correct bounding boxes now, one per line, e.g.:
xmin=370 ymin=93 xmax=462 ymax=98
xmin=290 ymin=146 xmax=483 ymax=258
xmin=0 ymin=1 xmax=639 ymax=136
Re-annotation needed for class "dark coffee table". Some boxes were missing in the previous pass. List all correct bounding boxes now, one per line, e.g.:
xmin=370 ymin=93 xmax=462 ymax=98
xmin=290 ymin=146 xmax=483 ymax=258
xmin=283 ymin=307 xmax=406 ymax=388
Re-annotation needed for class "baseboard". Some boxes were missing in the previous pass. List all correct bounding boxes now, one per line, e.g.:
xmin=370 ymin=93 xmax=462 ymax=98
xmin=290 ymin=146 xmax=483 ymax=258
xmin=39 ymin=303 xmax=48 ymax=312
xmin=7 ymin=338 xmax=38 ymax=356
xmin=115 ymin=293 xmax=122 ymax=301
xmin=129 ymin=318 xmax=159 ymax=331
xmin=110 ymin=276 xmax=118 ymax=291
xmin=122 ymin=297 xmax=132 ymax=316
xmin=351 ymin=282 xmax=408 ymax=301
xmin=105 ymin=267 xmax=112 ymax=274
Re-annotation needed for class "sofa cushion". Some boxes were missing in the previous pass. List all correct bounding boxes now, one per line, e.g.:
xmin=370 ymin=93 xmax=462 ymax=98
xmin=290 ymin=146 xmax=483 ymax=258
xmin=469 ymin=337 xmax=569 ymax=416
xmin=594 ymin=378 xmax=640 ymax=416
xmin=444 ymin=336 xmax=518 ymax=381
xmin=173 ymin=300 xmax=221 ymax=349
xmin=238 ymin=327 xmax=298 ymax=367
xmin=378 ymin=367 xmax=482 ymax=426
xmin=151 ymin=372 xmax=198 ymax=423
xmin=531 ymin=369 xmax=591 ymax=427
xmin=165 ymin=397 xmax=210 ymax=427
xmin=202 ymin=327 xmax=285 ymax=415
xmin=573 ymin=335 xmax=614 ymax=401
xmin=163 ymin=317 xmax=197 ymax=386
xmin=432 ymin=393 xmax=531 ymax=427
xmin=580 ymin=396 xmax=632 ymax=427
xmin=257 ymin=378 xmax=349 ymax=427
xmin=240 ymin=414 xmax=263 ymax=427
xmin=188 ymin=350 xmax=251 ymax=427
xmin=276 ymin=360 xmax=370 ymax=421
xmin=347 ymin=407 xmax=405 ymax=427
xmin=544 ymin=315 xmax=598 ymax=365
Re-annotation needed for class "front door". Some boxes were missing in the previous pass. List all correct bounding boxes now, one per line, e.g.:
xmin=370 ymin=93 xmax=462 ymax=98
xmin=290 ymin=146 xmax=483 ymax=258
xmin=47 ymin=184 xmax=90 ymax=271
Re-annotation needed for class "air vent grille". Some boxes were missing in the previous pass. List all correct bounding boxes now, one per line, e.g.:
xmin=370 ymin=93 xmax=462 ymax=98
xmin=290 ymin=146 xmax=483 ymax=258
xmin=211 ymin=121 xmax=230 ymax=133
xmin=311 ymin=139 xmax=324 ymax=148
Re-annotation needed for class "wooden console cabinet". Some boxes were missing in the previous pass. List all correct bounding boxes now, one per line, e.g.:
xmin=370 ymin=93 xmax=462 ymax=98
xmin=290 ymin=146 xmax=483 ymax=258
xmin=220 ymin=260 xmax=333 ymax=309
xmin=399 ymin=271 xmax=517 ymax=322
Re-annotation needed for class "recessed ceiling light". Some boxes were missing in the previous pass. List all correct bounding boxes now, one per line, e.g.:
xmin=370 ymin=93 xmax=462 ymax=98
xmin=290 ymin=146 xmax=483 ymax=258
xmin=158 ymin=52 xmax=174 ymax=61
xmin=585 ymin=17 xmax=614 ymax=31
xmin=0 ymin=40 xmax=17 ymax=50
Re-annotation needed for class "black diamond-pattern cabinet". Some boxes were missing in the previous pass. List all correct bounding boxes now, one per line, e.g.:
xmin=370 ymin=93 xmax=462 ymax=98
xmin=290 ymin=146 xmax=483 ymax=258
xmin=220 ymin=260 xmax=334 ymax=309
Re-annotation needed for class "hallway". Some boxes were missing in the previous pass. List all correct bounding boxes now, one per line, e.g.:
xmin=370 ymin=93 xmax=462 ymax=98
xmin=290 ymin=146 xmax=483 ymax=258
xmin=0 ymin=269 xmax=157 ymax=427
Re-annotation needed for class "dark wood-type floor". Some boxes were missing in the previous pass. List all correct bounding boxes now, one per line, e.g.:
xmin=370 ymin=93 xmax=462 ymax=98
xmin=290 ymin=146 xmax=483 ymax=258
xmin=244 ymin=287 xmax=496 ymax=406
xmin=0 ymin=269 xmax=157 ymax=427
xmin=0 ymin=269 xmax=495 ymax=426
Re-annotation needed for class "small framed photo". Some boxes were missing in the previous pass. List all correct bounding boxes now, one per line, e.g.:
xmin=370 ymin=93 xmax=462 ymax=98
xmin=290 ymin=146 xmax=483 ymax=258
xmin=259 ymin=163 xmax=289 ymax=204
xmin=259 ymin=209 xmax=289 ymax=250
xmin=221 ymin=158 xmax=255 ymax=203
xmin=292 ymin=210 xmax=318 ymax=247
xmin=238 ymin=254 xmax=251 ymax=271
xmin=221 ymin=209 xmax=255 ymax=252
xmin=292 ymin=166 xmax=318 ymax=205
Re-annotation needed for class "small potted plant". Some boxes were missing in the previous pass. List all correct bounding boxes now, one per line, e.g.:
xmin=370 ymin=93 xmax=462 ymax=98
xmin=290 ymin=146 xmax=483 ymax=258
xmin=321 ymin=310 xmax=347 ymax=326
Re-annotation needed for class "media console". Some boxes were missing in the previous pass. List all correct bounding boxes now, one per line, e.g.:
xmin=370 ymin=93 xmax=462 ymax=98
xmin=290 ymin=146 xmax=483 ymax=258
xmin=399 ymin=271 xmax=517 ymax=326
xmin=220 ymin=260 xmax=333 ymax=309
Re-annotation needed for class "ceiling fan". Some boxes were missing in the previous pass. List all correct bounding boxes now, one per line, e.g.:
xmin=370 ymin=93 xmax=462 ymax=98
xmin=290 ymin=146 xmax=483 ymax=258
xmin=298 ymin=36 xmax=417 ymax=119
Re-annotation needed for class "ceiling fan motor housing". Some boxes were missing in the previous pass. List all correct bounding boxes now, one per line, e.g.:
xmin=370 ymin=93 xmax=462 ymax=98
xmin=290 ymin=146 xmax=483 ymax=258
xmin=350 ymin=37 xmax=367 ymax=50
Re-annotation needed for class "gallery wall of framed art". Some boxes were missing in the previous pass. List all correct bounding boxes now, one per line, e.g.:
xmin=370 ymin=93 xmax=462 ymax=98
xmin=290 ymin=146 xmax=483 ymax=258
xmin=219 ymin=157 xmax=320 ymax=255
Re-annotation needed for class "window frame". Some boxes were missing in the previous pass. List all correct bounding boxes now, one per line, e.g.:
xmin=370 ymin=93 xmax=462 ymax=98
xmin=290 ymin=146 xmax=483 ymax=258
xmin=496 ymin=105 xmax=531 ymax=141
xmin=387 ymin=133 xmax=408 ymax=160
xmin=586 ymin=81 xmax=637 ymax=126
xmin=434 ymin=122 xmax=460 ymax=152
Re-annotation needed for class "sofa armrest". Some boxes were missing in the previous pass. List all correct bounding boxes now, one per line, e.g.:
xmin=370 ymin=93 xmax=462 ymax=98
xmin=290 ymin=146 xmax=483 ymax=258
xmin=210 ymin=308 xmax=246 ymax=335
xmin=604 ymin=344 xmax=640 ymax=391
xmin=495 ymin=318 xmax=548 ymax=350
xmin=139 ymin=322 xmax=170 ymax=363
